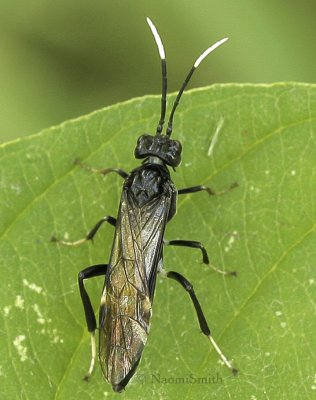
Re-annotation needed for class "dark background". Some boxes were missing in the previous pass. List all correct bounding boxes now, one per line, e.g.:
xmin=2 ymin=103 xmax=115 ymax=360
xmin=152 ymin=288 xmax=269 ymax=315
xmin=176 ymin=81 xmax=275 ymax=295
xmin=1 ymin=0 xmax=315 ymax=142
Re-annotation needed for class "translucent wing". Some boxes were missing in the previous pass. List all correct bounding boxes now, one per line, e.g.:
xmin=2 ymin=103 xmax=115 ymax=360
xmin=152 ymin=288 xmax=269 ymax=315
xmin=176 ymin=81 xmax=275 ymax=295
xmin=99 ymin=168 xmax=175 ymax=389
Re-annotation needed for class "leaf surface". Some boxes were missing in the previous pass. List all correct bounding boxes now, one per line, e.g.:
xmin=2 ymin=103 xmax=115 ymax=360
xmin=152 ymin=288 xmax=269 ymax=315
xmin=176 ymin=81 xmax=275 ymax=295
xmin=1 ymin=83 xmax=315 ymax=399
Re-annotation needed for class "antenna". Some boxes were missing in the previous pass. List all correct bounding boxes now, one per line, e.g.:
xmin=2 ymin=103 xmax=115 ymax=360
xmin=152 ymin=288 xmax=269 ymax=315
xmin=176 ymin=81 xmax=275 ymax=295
xmin=147 ymin=17 xmax=167 ymax=135
xmin=166 ymin=37 xmax=228 ymax=136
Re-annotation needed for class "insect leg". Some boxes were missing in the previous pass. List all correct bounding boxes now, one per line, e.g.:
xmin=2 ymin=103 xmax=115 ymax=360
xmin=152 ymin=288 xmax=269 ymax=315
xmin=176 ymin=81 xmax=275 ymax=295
xmin=164 ymin=239 xmax=236 ymax=276
xmin=74 ymin=158 xmax=129 ymax=179
xmin=165 ymin=270 xmax=238 ymax=375
xmin=51 ymin=215 xmax=116 ymax=246
xmin=178 ymin=181 xmax=238 ymax=196
xmin=78 ymin=263 xmax=108 ymax=380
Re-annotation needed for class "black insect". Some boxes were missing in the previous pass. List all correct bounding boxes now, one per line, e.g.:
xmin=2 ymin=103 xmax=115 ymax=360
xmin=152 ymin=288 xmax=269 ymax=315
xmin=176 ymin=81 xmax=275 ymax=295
xmin=52 ymin=17 xmax=238 ymax=393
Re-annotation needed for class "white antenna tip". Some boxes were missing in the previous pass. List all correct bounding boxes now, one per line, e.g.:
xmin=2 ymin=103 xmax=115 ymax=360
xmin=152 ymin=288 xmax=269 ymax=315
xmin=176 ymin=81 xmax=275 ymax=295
xmin=146 ymin=17 xmax=166 ymax=60
xmin=194 ymin=37 xmax=228 ymax=68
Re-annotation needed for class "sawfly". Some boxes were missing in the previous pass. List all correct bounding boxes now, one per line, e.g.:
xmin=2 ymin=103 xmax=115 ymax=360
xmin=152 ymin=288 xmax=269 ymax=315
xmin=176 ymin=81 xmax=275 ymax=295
xmin=52 ymin=17 xmax=238 ymax=393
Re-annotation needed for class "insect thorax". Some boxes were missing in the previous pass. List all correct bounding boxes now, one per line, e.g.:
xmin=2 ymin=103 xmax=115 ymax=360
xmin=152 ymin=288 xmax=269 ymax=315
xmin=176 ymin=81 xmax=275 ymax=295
xmin=125 ymin=164 xmax=171 ymax=208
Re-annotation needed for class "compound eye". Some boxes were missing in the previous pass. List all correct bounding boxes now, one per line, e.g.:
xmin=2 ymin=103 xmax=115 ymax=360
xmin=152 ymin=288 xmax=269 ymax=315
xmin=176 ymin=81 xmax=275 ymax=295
xmin=135 ymin=134 xmax=155 ymax=159
xmin=166 ymin=139 xmax=182 ymax=166
xmin=139 ymin=134 xmax=153 ymax=147
xmin=170 ymin=140 xmax=180 ymax=152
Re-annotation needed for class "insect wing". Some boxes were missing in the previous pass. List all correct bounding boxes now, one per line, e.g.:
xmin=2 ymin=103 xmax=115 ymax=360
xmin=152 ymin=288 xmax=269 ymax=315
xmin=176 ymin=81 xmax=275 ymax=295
xmin=99 ymin=179 xmax=174 ymax=390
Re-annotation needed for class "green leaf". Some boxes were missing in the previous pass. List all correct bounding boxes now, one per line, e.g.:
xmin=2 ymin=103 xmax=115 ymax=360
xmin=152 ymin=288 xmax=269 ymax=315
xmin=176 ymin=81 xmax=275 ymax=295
xmin=1 ymin=83 xmax=315 ymax=399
